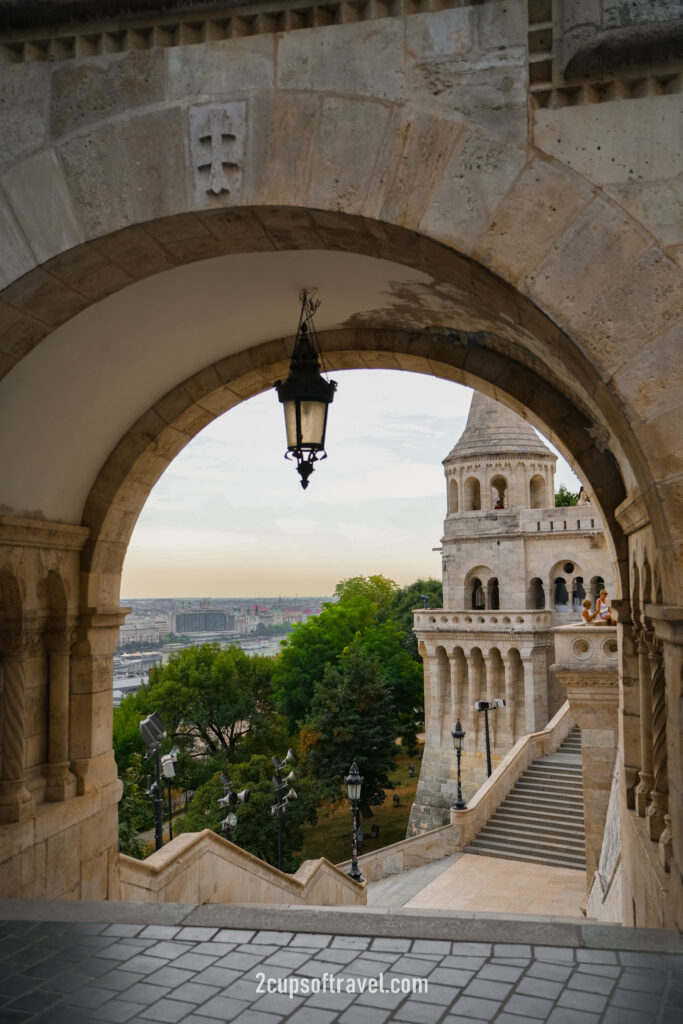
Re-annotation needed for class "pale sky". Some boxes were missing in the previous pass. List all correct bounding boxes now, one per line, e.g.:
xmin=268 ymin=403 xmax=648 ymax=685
xmin=121 ymin=370 xmax=581 ymax=598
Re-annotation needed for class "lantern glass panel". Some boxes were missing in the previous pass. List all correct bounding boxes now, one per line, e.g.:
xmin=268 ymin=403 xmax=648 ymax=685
xmin=347 ymin=779 xmax=362 ymax=802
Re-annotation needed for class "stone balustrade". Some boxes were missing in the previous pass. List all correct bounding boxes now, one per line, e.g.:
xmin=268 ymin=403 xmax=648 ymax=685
xmin=414 ymin=609 xmax=553 ymax=632
xmin=118 ymin=829 xmax=366 ymax=906
xmin=337 ymin=822 xmax=459 ymax=883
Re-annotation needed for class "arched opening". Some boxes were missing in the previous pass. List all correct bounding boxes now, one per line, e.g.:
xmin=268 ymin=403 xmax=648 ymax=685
xmin=529 ymin=578 xmax=545 ymax=610
xmin=448 ymin=478 xmax=459 ymax=515
xmin=470 ymin=577 xmax=486 ymax=611
xmin=571 ymin=576 xmax=586 ymax=612
xmin=464 ymin=477 xmax=481 ymax=512
xmin=554 ymin=577 xmax=569 ymax=612
xmin=434 ymin=646 xmax=450 ymax=748
xmin=530 ymin=474 xmax=547 ymax=509
xmin=487 ymin=578 xmax=500 ymax=610
xmin=591 ymin=575 xmax=606 ymax=605
xmin=491 ymin=476 xmax=507 ymax=510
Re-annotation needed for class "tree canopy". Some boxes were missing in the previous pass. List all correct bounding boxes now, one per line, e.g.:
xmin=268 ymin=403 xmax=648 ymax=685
xmin=555 ymin=484 xmax=578 ymax=507
xmin=333 ymin=574 xmax=399 ymax=610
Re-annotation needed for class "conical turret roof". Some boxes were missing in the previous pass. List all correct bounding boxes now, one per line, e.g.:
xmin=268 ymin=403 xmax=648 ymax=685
xmin=444 ymin=392 xmax=555 ymax=463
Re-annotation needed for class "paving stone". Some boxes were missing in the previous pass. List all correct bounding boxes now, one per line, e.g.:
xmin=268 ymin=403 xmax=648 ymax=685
xmin=341 ymin=957 xmax=385 ymax=977
xmin=619 ymin=969 xmax=667 ymax=992
xmin=354 ymin=986 xmax=404 ymax=1009
xmin=476 ymin=963 xmax=523 ymax=983
xmin=566 ymin=971 xmax=614 ymax=995
xmin=576 ymin=963 xmax=621 ymax=978
xmin=609 ymin=987 xmax=662 ymax=1011
xmin=496 ymin=1016 xmax=537 ymax=1024
xmin=251 ymin=932 xmax=293 ymax=946
xmin=331 ymin=936 xmax=370 ymax=950
xmin=289 ymin=934 xmax=333 ymax=949
xmin=463 ymin=977 xmax=512 ymax=1001
xmin=94 ymin=943 xmax=139 ymax=962
xmin=410 ymin=982 xmax=455 ymax=1006
xmin=576 ymin=948 xmax=617 ymax=965
xmin=213 ymin=931 xmax=255 ymax=944
xmin=105 ymin=925 xmax=145 ymax=938
xmin=393 ymin=998 xmax=447 ymax=1023
xmin=190 ymin=966 xmax=242 ymax=989
xmin=191 ymin=993 xmax=251 ymax=1020
xmin=515 ymin=975 xmax=564 ymax=1000
xmin=527 ymin=961 xmax=573 ymax=982
xmin=130 ymin=947 xmax=188 ymax=968
xmin=3 ymin=988 xmax=63 ymax=1014
xmin=144 ymin=966 xmax=196 ymax=991
xmin=449 ymin=994 xmax=503 ymax=1020
xmin=548 ymin=1010 xmax=600 ymax=1024
xmin=139 ymin=996 xmax=196 ymax=1022
xmin=262 ymin=950 xmax=312 ymax=969
xmin=250 ymin=991 xmax=305 ymax=1014
xmin=110 ymin=981 xmax=171 ymax=1006
xmin=175 ymin=929 xmax=218 ymax=943
xmin=505 ymin=992 xmax=554 ymax=1019
xmin=371 ymin=939 xmax=411 ymax=953
xmin=617 ymin=953 xmax=664 ymax=968
xmin=362 ymin=951 xmax=401 ymax=965
xmin=392 ymin=957 xmax=439 ymax=978
xmin=94 ymin=1000 xmax=148 ymax=1023
xmin=602 ymin=1009 xmax=656 ymax=1024
xmin=534 ymin=946 xmax=575 ymax=962
xmin=338 ymin=1005 xmax=391 ymax=1023
xmin=411 ymin=940 xmax=451 ymax=955
xmin=306 ymin=986 xmax=357 ymax=1010
xmin=0 ymin=975 xmax=40 ymax=998
xmin=139 ymin=927 xmax=181 ymax=941
xmin=493 ymin=945 xmax=532 ymax=959
xmin=94 ymin=969 xmax=144 ymax=992
xmin=191 ymin=943 xmax=237 ymax=958
xmin=289 ymin=1008 xmax=338 ymax=1024
xmin=32 ymin=1006 xmax=89 ymax=1024
xmin=440 ymin=956 xmax=487 ymax=972
xmin=314 ymin=947 xmax=358 ymax=965
xmin=230 ymin=1010 xmax=283 ymax=1024
xmin=170 ymin=954 xmax=220 ymax=973
xmin=558 ymin=987 xmax=608 ymax=1012
xmin=451 ymin=944 xmax=492 ymax=957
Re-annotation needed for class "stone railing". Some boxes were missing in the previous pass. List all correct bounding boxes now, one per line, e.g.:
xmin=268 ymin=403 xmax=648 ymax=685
xmin=552 ymin=622 xmax=619 ymax=672
xmin=449 ymin=701 xmax=574 ymax=849
xmin=337 ymin=822 xmax=459 ymax=883
xmin=414 ymin=609 xmax=553 ymax=632
xmin=119 ymin=829 xmax=366 ymax=906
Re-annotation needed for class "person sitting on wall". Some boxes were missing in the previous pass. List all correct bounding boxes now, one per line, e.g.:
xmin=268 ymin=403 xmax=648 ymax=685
xmin=577 ymin=485 xmax=591 ymax=505
xmin=595 ymin=589 xmax=615 ymax=625
xmin=581 ymin=598 xmax=595 ymax=624
xmin=494 ymin=499 xmax=503 ymax=509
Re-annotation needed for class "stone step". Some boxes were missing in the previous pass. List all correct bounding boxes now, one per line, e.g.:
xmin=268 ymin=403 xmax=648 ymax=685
xmin=464 ymin=844 xmax=586 ymax=870
xmin=488 ymin=813 xmax=586 ymax=837
xmin=480 ymin=824 xmax=586 ymax=851
xmin=498 ymin=794 xmax=584 ymax=815
xmin=513 ymin=784 xmax=582 ymax=799
xmin=466 ymin=837 xmax=586 ymax=869
xmin=526 ymin=764 xmax=582 ymax=777
xmin=510 ymin=787 xmax=582 ymax=805
xmin=493 ymin=808 xmax=585 ymax=829
xmin=517 ymin=773 xmax=582 ymax=787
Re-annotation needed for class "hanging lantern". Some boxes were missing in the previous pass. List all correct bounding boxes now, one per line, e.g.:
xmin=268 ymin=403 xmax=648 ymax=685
xmin=275 ymin=291 xmax=337 ymax=489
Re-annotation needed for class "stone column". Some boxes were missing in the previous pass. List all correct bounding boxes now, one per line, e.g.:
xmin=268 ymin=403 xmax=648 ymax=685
xmin=521 ymin=657 xmax=540 ymax=734
xmin=465 ymin=652 xmax=478 ymax=747
xmin=646 ymin=652 xmax=668 ymax=842
xmin=0 ymin=633 xmax=37 ymax=824
xmin=503 ymin=653 xmax=516 ymax=745
xmin=634 ymin=630 xmax=654 ymax=816
xmin=44 ymin=631 xmax=78 ymax=802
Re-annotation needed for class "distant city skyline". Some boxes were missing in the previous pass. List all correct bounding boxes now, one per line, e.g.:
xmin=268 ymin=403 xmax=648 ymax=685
xmin=121 ymin=370 xmax=581 ymax=599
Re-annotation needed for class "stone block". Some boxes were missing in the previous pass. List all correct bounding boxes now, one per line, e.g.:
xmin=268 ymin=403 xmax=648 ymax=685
xmin=2 ymin=148 xmax=84 ymax=264
xmin=94 ymin=226 xmax=177 ymax=279
xmin=0 ymin=850 xmax=21 ymax=899
xmin=0 ymin=194 xmax=36 ymax=291
xmin=0 ymin=63 xmax=50 ymax=164
xmin=277 ymin=20 xmax=404 ymax=101
xmin=46 ymin=821 xmax=82 ymax=898
xmin=167 ymin=34 xmax=274 ymax=100
xmin=603 ymin=179 xmax=683 ymax=247
xmin=476 ymin=159 xmax=594 ymax=285
xmin=419 ymin=127 xmax=526 ymax=254
xmin=81 ymin=805 xmax=118 ymax=862
xmin=611 ymin=320 xmax=682 ymax=423
xmin=20 ymin=838 xmax=46 ymax=898
xmin=57 ymin=123 xmax=140 ymax=239
xmin=307 ymin=96 xmax=394 ymax=216
xmin=81 ymin=849 xmax=109 ymax=900
xmin=50 ymin=49 xmax=167 ymax=138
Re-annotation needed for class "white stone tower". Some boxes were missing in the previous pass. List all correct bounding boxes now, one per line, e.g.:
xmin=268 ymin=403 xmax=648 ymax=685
xmin=408 ymin=393 xmax=614 ymax=834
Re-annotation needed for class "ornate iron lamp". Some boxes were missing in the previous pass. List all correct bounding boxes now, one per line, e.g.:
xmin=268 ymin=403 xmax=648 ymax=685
xmin=451 ymin=719 xmax=467 ymax=810
xmin=275 ymin=291 xmax=337 ymax=489
xmin=345 ymin=760 xmax=364 ymax=883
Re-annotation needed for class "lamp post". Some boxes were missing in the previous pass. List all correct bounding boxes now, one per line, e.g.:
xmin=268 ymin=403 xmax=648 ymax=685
xmin=218 ymin=772 xmax=250 ymax=841
xmin=140 ymin=712 xmax=166 ymax=851
xmin=271 ymin=748 xmax=297 ymax=871
xmin=275 ymin=291 xmax=337 ymax=490
xmin=474 ymin=699 xmax=506 ymax=777
xmin=160 ymin=748 xmax=179 ymax=841
xmin=345 ymin=761 xmax=364 ymax=883
xmin=451 ymin=719 xmax=467 ymax=810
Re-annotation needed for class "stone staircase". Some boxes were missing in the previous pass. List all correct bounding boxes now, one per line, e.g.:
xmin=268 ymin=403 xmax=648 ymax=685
xmin=465 ymin=727 xmax=586 ymax=871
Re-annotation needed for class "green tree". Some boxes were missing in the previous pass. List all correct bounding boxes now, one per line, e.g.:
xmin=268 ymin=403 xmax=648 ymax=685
xmin=118 ymin=753 xmax=152 ymax=858
xmin=378 ymin=578 xmax=443 ymax=661
xmin=352 ymin=621 xmax=423 ymax=753
xmin=148 ymin=643 xmax=275 ymax=756
xmin=302 ymin=644 xmax=397 ymax=815
xmin=113 ymin=686 xmax=154 ymax=774
xmin=334 ymin=574 xmax=398 ymax=611
xmin=273 ymin=598 xmax=377 ymax=731
xmin=178 ymin=754 xmax=317 ymax=872
xmin=555 ymin=484 xmax=578 ymax=507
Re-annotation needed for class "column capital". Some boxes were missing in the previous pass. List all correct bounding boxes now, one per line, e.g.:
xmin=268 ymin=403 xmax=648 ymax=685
xmin=645 ymin=604 xmax=683 ymax=648
xmin=44 ymin=629 xmax=77 ymax=655
xmin=0 ymin=628 xmax=42 ymax=659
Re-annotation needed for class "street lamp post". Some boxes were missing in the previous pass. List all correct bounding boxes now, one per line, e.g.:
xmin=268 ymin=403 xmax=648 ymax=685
xmin=218 ymin=773 xmax=250 ymax=841
xmin=345 ymin=761 xmax=364 ymax=883
xmin=271 ymin=749 xmax=297 ymax=871
xmin=451 ymin=719 xmax=467 ymax=810
xmin=140 ymin=712 xmax=167 ymax=851
xmin=474 ymin=699 xmax=506 ymax=777
xmin=160 ymin=749 xmax=179 ymax=841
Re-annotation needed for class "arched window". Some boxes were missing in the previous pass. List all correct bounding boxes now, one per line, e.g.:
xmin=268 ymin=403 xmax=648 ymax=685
xmin=591 ymin=575 xmax=605 ymax=604
xmin=491 ymin=475 xmax=507 ymax=509
xmin=571 ymin=576 xmax=586 ymax=611
xmin=530 ymin=474 xmax=546 ymax=509
xmin=471 ymin=577 xmax=485 ymax=610
xmin=448 ymin=478 xmax=459 ymax=514
xmin=554 ymin=577 xmax=569 ymax=611
xmin=464 ymin=476 xmax=481 ymax=511
xmin=529 ymin=577 xmax=545 ymax=609
xmin=487 ymin=578 xmax=500 ymax=610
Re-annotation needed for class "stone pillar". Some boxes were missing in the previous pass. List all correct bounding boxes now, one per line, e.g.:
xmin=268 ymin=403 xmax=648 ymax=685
xmin=503 ymin=653 xmax=516 ymax=745
xmin=634 ymin=631 xmax=654 ymax=816
xmin=0 ymin=633 xmax=37 ymax=824
xmin=465 ymin=652 xmax=478 ymax=747
xmin=646 ymin=653 xmax=668 ymax=842
xmin=44 ymin=631 xmax=78 ymax=802
xmin=521 ymin=657 xmax=538 ymax=734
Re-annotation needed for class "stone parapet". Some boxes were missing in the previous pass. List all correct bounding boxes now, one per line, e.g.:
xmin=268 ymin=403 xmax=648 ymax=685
xmin=415 ymin=609 xmax=553 ymax=633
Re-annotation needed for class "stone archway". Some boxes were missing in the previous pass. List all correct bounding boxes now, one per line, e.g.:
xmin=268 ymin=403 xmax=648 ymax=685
xmin=0 ymin=19 xmax=681 ymax=925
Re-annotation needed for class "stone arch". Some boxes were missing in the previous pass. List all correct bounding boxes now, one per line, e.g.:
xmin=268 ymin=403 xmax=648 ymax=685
xmin=529 ymin=577 xmax=545 ymax=610
xmin=448 ymin=478 xmax=458 ymax=515
xmin=491 ymin=475 xmax=507 ymax=509
xmin=530 ymin=473 xmax=547 ymax=509
xmin=465 ymin=568 xmax=491 ymax=611
xmin=463 ymin=476 xmax=482 ymax=513
xmin=433 ymin=646 xmax=450 ymax=748
xmin=487 ymin=578 xmax=500 ymax=611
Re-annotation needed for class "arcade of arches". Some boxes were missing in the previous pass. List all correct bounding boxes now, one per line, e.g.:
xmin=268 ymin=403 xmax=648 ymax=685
xmin=0 ymin=0 xmax=681 ymax=930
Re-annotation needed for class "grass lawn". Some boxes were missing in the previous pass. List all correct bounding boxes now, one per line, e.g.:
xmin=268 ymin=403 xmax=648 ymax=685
xmin=296 ymin=746 xmax=423 ymax=866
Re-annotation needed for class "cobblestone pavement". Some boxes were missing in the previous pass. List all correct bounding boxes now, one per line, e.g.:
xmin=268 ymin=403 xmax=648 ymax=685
xmin=0 ymin=918 xmax=681 ymax=1024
